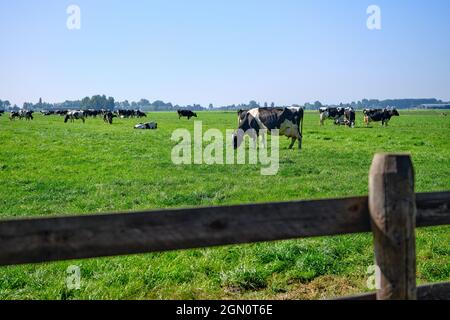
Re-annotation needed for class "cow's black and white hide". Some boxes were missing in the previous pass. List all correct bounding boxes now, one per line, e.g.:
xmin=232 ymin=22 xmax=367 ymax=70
xmin=103 ymin=111 xmax=116 ymax=124
xmin=136 ymin=110 xmax=147 ymax=118
xmin=363 ymin=108 xmax=399 ymax=126
xmin=232 ymin=107 xmax=304 ymax=150
xmin=64 ymin=110 xmax=85 ymax=123
xmin=9 ymin=111 xmax=20 ymax=121
xmin=344 ymin=108 xmax=356 ymax=128
xmin=319 ymin=107 xmax=345 ymax=125
xmin=134 ymin=122 xmax=157 ymax=129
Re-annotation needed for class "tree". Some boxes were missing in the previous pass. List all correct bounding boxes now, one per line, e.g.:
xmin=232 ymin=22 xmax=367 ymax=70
xmin=208 ymin=103 xmax=214 ymax=110
xmin=314 ymin=101 xmax=323 ymax=109
xmin=264 ymin=102 xmax=268 ymax=108
xmin=81 ymin=97 xmax=91 ymax=109
xmin=248 ymin=100 xmax=259 ymax=108
xmin=107 ymin=97 xmax=115 ymax=110
xmin=270 ymin=102 xmax=275 ymax=108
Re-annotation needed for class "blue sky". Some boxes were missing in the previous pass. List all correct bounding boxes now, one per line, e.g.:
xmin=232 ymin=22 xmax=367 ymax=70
xmin=1 ymin=0 xmax=449 ymax=106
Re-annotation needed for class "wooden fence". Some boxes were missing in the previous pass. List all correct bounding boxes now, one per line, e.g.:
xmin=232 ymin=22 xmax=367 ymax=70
xmin=0 ymin=153 xmax=449 ymax=300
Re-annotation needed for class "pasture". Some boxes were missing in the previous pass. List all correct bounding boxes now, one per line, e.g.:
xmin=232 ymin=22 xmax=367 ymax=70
xmin=0 ymin=110 xmax=449 ymax=299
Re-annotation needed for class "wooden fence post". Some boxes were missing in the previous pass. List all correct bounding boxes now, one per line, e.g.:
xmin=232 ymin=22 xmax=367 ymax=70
xmin=369 ymin=153 xmax=417 ymax=300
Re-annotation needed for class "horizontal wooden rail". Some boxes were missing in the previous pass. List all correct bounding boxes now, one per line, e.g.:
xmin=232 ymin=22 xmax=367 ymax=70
xmin=337 ymin=282 xmax=450 ymax=300
xmin=0 ymin=191 xmax=449 ymax=266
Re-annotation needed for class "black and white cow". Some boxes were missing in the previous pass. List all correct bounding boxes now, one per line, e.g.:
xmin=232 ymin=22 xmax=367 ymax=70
xmin=136 ymin=110 xmax=147 ymax=118
xmin=103 ymin=111 xmax=116 ymax=124
xmin=64 ymin=110 xmax=85 ymax=123
xmin=232 ymin=107 xmax=304 ymax=150
xmin=134 ymin=122 xmax=157 ymax=129
xmin=319 ymin=107 xmax=345 ymax=125
xmin=9 ymin=111 xmax=20 ymax=121
xmin=363 ymin=108 xmax=399 ymax=126
xmin=23 ymin=110 xmax=34 ymax=120
xmin=41 ymin=110 xmax=55 ymax=116
xmin=177 ymin=110 xmax=197 ymax=120
xmin=344 ymin=107 xmax=356 ymax=128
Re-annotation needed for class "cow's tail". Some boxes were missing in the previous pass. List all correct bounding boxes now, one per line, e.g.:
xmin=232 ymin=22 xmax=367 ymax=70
xmin=299 ymin=108 xmax=304 ymax=150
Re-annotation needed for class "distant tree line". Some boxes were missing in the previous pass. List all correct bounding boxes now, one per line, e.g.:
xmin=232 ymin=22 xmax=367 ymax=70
xmin=0 ymin=96 xmax=448 ymax=112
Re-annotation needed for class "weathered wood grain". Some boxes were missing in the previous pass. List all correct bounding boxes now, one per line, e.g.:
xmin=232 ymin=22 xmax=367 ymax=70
xmin=0 ymin=192 xmax=448 ymax=266
xmin=0 ymin=196 xmax=370 ymax=266
xmin=369 ymin=153 xmax=417 ymax=299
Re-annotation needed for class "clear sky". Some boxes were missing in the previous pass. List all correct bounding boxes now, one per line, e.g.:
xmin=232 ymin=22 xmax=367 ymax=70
xmin=1 ymin=0 xmax=449 ymax=106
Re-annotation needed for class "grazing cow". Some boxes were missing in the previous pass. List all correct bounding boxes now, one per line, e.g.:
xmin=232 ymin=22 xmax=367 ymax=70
xmin=319 ymin=107 xmax=345 ymax=125
xmin=23 ymin=110 xmax=34 ymax=120
xmin=136 ymin=110 xmax=147 ymax=118
xmin=177 ymin=110 xmax=197 ymax=120
xmin=115 ymin=109 xmax=136 ymax=118
xmin=64 ymin=110 xmax=85 ymax=123
xmin=84 ymin=109 xmax=100 ymax=118
xmin=232 ymin=107 xmax=304 ymax=150
xmin=9 ymin=111 xmax=20 ymax=121
xmin=103 ymin=111 xmax=116 ymax=124
xmin=134 ymin=122 xmax=157 ymax=129
xmin=364 ymin=108 xmax=399 ymax=126
xmin=41 ymin=110 xmax=55 ymax=116
xmin=237 ymin=109 xmax=249 ymax=126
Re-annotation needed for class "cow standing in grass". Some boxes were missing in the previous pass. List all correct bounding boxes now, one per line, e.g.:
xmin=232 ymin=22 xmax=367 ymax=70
xmin=9 ymin=111 xmax=20 ymax=121
xmin=23 ymin=110 xmax=34 ymax=121
xmin=363 ymin=108 xmax=399 ymax=126
xmin=103 ymin=111 xmax=116 ymax=124
xmin=136 ymin=110 xmax=147 ymax=118
xmin=64 ymin=110 xmax=85 ymax=123
xmin=232 ymin=107 xmax=304 ymax=150
xmin=344 ymin=108 xmax=356 ymax=128
xmin=177 ymin=110 xmax=197 ymax=120
xmin=319 ymin=107 xmax=345 ymax=125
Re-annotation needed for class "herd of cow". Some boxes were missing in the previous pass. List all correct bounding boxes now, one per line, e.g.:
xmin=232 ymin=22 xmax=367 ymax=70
xmin=233 ymin=106 xmax=400 ymax=150
xmin=319 ymin=107 xmax=400 ymax=127
xmin=2 ymin=106 xmax=401 ymax=150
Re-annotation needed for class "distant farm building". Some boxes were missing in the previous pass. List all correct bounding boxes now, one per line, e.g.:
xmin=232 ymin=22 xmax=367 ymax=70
xmin=417 ymin=104 xmax=450 ymax=109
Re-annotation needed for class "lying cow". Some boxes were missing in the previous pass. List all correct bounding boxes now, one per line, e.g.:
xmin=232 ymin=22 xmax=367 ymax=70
xmin=177 ymin=110 xmax=197 ymax=120
xmin=232 ymin=107 xmax=304 ymax=150
xmin=134 ymin=122 xmax=157 ymax=129
xmin=319 ymin=107 xmax=345 ymax=125
xmin=64 ymin=110 xmax=85 ymax=123
xmin=363 ymin=108 xmax=399 ymax=126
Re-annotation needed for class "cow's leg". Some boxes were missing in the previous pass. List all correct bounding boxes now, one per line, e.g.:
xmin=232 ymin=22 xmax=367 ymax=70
xmin=288 ymin=137 xmax=296 ymax=149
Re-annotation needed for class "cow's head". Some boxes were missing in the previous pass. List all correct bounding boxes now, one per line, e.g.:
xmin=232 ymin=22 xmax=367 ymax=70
xmin=232 ymin=111 xmax=258 ymax=149
xmin=193 ymin=112 xmax=198 ymax=117
xmin=391 ymin=109 xmax=400 ymax=116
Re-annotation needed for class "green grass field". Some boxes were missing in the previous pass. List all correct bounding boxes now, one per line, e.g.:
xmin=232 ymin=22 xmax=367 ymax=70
xmin=0 ymin=110 xmax=449 ymax=299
